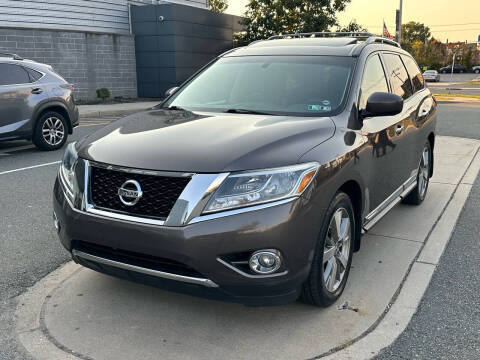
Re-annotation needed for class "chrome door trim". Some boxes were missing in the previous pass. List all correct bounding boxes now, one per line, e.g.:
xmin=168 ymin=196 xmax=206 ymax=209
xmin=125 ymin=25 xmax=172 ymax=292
xmin=72 ymin=249 xmax=219 ymax=288
xmin=363 ymin=174 xmax=417 ymax=232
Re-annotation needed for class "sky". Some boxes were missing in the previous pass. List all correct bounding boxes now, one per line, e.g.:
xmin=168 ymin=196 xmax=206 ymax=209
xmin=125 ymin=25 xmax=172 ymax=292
xmin=226 ymin=0 xmax=480 ymax=43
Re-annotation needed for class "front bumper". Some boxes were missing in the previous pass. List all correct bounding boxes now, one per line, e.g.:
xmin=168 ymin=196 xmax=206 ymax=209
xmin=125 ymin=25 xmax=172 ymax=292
xmin=53 ymin=177 xmax=323 ymax=306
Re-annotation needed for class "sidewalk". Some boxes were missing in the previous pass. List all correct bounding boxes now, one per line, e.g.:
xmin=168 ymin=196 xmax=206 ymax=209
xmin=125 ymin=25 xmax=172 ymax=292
xmin=14 ymin=136 xmax=480 ymax=360
xmin=78 ymin=101 xmax=161 ymax=118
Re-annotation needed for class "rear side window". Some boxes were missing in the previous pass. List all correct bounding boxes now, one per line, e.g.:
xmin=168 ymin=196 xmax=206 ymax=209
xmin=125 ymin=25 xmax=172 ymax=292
xmin=383 ymin=54 xmax=414 ymax=100
xmin=24 ymin=67 xmax=43 ymax=82
xmin=402 ymin=56 xmax=424 ymax=93
xmin=359 ymin=54 xmax=389 ymax=111
xmin=0 ymin=63 xmax=30 ymax=86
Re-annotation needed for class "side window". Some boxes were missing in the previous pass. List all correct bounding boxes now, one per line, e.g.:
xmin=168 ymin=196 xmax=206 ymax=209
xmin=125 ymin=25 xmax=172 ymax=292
xmin=402 ymin=56 xmax=424 ymax=93
xmin=359 ymin=54 xmax=389 ymax=111
xmin=383 ymin=54 xmax=414 ymax=100
xmin=24 ymin=67 xmax=43 ymax=82
xmin=0 ymin=63 xmax=30 ymax=86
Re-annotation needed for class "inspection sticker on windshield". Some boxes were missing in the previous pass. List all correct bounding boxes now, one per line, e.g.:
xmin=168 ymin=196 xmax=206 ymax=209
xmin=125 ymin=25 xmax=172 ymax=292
xmin=308 ymin=104 xmax=331 ymax=112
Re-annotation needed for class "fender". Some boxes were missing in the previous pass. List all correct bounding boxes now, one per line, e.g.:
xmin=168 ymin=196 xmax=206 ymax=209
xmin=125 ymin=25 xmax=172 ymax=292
xmin=31 ymin=100 xmax=73 ymax=134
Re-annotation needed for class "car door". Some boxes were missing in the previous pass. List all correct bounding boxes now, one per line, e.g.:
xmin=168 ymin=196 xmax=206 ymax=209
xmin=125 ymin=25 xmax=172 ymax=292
xmin=358 ymin=53 xmax=410 ymax=211
xmin=402 ymin=55 xmax=436 ymax=174
xmin=0 ymin=63 xmax=42 ymax=138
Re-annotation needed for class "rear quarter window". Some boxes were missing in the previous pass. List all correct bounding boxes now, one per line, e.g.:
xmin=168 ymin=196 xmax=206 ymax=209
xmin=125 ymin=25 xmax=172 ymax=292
xmin=402 ymin=56 xmax=424 ymax=93
xmin=0 ymin=63 xmax=30 ymax=86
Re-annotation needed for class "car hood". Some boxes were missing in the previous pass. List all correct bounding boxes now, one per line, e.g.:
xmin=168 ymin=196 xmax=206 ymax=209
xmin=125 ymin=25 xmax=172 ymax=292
xmin=77 ymin=109 xmax=335 ymax=173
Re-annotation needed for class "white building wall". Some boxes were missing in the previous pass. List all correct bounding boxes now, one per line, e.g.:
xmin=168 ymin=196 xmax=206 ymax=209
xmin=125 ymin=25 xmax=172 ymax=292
xmin=0 ymin=0 xmax=208 ymax=35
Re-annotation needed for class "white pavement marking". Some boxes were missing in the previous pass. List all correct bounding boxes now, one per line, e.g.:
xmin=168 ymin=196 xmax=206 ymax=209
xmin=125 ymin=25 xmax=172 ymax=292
xmin=0 ymin=161 xmax=61 ymax=176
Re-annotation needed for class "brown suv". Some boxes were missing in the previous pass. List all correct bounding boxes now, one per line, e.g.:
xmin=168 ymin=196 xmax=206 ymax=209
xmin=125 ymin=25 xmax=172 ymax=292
xmin=53 ymin=33 xmax=436 ymax=306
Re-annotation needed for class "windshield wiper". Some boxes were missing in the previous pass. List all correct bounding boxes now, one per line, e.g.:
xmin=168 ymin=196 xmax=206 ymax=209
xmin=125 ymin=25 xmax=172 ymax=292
xmin=224 ymin=108 xmax=276 ymax=115
xmin=164 ymin=105 xmax=187 ymax=111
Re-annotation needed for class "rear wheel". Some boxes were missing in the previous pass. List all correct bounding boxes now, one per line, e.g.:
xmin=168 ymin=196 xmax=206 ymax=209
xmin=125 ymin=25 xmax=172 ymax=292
xmin=403 ymin=141 xmax=431 ymax=205
xmin=33 ymin=111 xmax=68 ymax=151
xmin=475 ymin=69 xmax=480 ymax=74
xmin=301 ymin=192 xmax=354 ymax=307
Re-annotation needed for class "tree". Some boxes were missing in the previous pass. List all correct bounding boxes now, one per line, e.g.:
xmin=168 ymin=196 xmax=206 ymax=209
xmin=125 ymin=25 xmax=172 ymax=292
xmin=401 ymin=21 xmax=431 ymax=44
xmin=209 ymin=0 xmax=228 ymax=13
xmin=237 ymin=0 xmax=352 ymax=45
xmin=336 ymin=19 xmax=368 ymax=33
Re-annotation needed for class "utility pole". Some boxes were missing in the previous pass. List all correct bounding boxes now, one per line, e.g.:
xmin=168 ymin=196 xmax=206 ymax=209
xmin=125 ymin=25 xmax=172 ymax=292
xmin=396 ymin=0 xmax=403 ymax=43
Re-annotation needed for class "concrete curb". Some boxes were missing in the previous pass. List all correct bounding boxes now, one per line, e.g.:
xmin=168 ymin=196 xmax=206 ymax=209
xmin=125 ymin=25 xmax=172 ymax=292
xmin=14 ymin=141 xmax=480 ymax=360
xmin=319 ymin=146 xmax=480 ymax=360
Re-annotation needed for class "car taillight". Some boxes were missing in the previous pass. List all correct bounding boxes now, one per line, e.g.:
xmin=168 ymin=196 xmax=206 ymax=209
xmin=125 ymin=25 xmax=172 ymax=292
xmin=61 ymin=84 xmax=75 ymax=92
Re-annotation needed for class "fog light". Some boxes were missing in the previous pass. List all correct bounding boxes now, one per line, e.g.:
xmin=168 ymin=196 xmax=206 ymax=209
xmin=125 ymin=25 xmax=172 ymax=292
xmin=249 ymin=250 xmax=281 ymax=274
xmin=53 ymin=211 xmax=60 ymax=232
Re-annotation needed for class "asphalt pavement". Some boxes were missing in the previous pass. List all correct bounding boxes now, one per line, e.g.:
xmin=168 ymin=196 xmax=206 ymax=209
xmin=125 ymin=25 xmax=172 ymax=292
xmin=0 ymin=121 xmax=110 ymax=360
xmin=0 ymin=103 xmax=479 ymax=359
xmin=375 ymin=103 xmax=480 ymax=359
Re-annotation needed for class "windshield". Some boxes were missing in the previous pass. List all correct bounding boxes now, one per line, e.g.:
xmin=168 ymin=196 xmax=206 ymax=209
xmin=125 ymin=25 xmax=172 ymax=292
xmin=164 ymin=56 xmax=355 ymax=116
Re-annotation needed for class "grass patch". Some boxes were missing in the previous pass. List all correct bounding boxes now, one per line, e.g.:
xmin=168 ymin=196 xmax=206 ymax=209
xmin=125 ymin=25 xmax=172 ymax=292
xmin=433 ymin=93 xmax=480 ymax=101
xmin=455 ymin=81 xmax=480 ymax=87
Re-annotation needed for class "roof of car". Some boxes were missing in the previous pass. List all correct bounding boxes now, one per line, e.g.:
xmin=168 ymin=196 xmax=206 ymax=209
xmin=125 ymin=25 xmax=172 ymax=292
xmin=224 ymin=33 xmax=407 ymax=58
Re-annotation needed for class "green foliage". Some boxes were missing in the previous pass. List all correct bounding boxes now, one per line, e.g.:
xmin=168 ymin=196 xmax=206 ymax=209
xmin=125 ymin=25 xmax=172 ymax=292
xmin=237 ymin=0 xmax=352 ymax=45
xmin=96 ymin=88 xmax=111 ymax=101
xmin=209 ymin=0 xmax=228 ymax=13
xmin=336 ymin=19 xmax=368 ymax=33
xmin=401 ymin=21 xmax=431 ymax=44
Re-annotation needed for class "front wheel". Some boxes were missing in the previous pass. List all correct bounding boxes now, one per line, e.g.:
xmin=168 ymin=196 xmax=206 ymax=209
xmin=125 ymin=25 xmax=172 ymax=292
xmin=33 ymin=111 xmax=68 ymax=151
xmin=403 ymin=141 xmax=432 ymax=205
xmin=475 ymin=69 xmax=480 ymax=74
xmin=301 ymin=192 xmax=355 ymax=307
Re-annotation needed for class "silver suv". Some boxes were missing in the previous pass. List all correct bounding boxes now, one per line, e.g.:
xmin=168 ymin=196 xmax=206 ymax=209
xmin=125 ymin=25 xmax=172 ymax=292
xmin=0 ymin=53 xmax=78 ymax=150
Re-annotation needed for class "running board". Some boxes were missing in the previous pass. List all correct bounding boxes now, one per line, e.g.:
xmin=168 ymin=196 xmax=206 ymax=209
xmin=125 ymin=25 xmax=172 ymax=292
xmin=362 ymin=177 xmax=417 ymax=233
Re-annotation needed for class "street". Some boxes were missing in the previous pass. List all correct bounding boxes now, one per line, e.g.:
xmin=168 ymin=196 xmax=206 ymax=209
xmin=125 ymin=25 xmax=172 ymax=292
xmin=1 ymin=103 xmax=479 ymax=359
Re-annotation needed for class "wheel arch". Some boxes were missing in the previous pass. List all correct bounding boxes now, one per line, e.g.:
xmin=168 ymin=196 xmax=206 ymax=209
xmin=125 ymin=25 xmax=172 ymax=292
xmin=338 ymin=180 xmax=363 ymax=252
xmin=33 ymin=102 xmax=72 ymax=134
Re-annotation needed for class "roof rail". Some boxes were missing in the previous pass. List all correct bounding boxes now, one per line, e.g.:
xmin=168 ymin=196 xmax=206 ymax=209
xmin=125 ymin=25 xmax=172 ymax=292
xmin=365 ymin=36 xmax=401 ymax=48
xmin=268 ymin=32 xmax=376 ymax=40
xmin=267 ymin=32 xmax=401 ymax=48
xmin=0 ymin=52 xmax=23 ymax=60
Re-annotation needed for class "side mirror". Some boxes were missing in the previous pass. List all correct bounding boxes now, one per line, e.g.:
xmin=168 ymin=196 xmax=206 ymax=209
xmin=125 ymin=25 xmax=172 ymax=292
xmin=165 ymin=86 xmax=179 ymax=98
xmin=363 ymin=92 xmax=403 ymax=118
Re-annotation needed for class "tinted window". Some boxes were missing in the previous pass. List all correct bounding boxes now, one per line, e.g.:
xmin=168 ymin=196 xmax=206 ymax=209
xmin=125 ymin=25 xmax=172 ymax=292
xmin=165 ymin=56 xmax=355 ymax=116
xmin=359 ymin=54 xmax=389 ymax=111
xmin=24 ymin=67 xmax=43 ymax=82
xmin=402 ymin=56 xmax=424 ymax=92
xmin=0 ymin=63 xmax=30 ymax=86
xmin=383 ymin=54 xmax=414 ymax=100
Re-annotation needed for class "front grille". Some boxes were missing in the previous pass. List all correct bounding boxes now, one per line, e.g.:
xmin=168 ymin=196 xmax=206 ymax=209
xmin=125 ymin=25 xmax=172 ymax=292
xmin=73 ymin=241 xmax=205 ymax=278
xmin=90 ymin=164 xmax=191 ymax=220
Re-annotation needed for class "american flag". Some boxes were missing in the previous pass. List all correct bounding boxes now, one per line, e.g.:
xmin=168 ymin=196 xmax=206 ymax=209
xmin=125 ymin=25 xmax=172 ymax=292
xmin=383 ymin=21 xmax=394 ymax=40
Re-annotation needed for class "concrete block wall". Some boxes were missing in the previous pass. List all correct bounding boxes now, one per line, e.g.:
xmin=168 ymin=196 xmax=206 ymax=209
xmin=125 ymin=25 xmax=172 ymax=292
xmin=132 ymin=3 xmax=242 ymax=98
xmin=0 ymin=28 xmax=137 ymax=100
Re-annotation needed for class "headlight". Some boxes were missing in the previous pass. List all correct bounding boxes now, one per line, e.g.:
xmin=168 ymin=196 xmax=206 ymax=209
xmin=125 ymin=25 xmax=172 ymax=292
xmin=204 ymin=163 xmax=319 ymax=213
xmin=59 ymin=142 xmax=78 ymax=201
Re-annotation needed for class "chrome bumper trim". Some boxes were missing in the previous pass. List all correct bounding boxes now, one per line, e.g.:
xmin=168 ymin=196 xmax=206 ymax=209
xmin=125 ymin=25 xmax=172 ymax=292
xmin=72 ymin=249 xmax=219 ymax=288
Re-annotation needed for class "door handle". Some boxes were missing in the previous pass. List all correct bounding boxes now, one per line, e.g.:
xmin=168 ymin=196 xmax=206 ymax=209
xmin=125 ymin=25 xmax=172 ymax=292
xmin=396 ymin=125 xmax=404 ymax=135
xmin=31 ymin=88 xmax=43 ymax=94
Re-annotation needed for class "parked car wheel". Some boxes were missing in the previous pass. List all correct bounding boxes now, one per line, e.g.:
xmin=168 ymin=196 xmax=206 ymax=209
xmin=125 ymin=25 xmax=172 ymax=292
xmin=475 ymin=69 xmax=480 ymax=74
xmin=33 ymin=111 xmax=68 ymax=151
xmin=301 ymin=192 xmax=354 ymax=307
xmin=403 ymin=141 xmax=432 ymax=205
xmin=442 ymin=70 xmax=447 ymax=74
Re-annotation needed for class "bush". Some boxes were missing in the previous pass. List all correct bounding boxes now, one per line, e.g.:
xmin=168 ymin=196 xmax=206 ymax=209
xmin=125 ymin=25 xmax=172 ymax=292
xmin=96 ymin=88 xmax=111 ymax=101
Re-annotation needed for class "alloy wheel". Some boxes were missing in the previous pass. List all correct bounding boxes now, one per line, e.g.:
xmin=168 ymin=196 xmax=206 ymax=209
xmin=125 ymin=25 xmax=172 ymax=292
xmin=418 ymin=146 xmax=430 ymax=198
xmin=323 ymin=208 xmax=351 ymax=293
xmin=42 ymin=117 xmax=65 ymax=146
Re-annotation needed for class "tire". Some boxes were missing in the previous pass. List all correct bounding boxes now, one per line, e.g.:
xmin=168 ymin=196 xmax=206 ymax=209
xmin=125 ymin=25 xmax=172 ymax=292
xmin=403 ymin=141 xmax=432 ymax=205
xmin=32 ymin=111 xmax=68 ymax=151
xmin=475 ymin=69 xmax=480 ymax=74
xmin=301 ymin=192 xmax=355 ymax=307
xmin=442 ymin=70 xmax=447 ymax=74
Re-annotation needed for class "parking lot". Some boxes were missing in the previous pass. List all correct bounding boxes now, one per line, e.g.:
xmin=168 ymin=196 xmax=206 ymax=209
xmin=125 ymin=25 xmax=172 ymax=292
xmin=0 ymin=102 xmax=478 ymax=360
